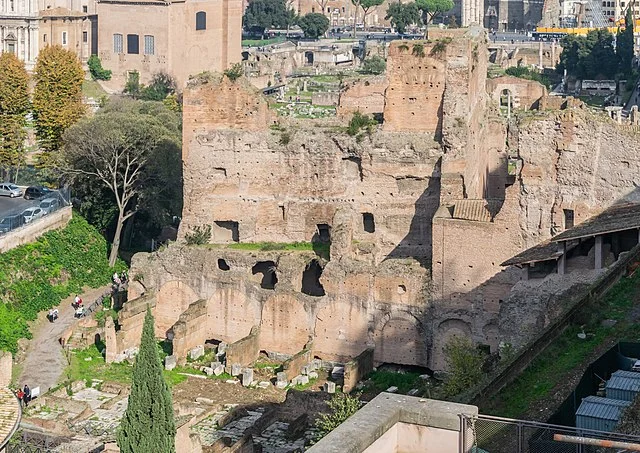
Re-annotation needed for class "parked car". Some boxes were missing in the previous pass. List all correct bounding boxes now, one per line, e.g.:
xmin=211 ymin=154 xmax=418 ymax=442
xmin=0 ymin=214 xmax=25 ymax=233
xmin=22 ymin=207 xmax=44 ymax=223
xmin=632 ymin=360 xmax=640 ymax=372
xmin=39 ymin=197 xmax=60 ymax=215
xmin=24 ymin=186 xmax=52 ymax=200
xmin=0 ymin=183 xmax=23 ymax=198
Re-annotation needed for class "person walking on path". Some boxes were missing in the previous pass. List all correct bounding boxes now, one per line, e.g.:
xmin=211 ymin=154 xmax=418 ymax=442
xmin=22 ymin=384 xmax=31 ymax=407
xmin=16 ymin=388 xmax=24 ymax=408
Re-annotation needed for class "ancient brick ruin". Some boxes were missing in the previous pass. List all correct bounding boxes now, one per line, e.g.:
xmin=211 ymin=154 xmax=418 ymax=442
xmin=114 ymin=27 xmax=640 ymax=373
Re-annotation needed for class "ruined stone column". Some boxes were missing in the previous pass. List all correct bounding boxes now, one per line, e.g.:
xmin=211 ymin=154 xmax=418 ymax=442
xmin=104 ymin=316 xmax=117 ymax=364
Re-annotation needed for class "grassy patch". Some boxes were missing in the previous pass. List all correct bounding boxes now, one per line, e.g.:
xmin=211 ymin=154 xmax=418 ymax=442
xmin=66 ymin=345 xmax=133 ymax=385
xmin=577 ymin=95 xmax=606 ymax=108
xmin=367 ymin=371 xmax=421 ymax=394
xmin=242 ymin=36 xmax=286 ymax=47
xmin=483 ymin=271 xmax=640 ymax=418
xmin=227 ymin=241 xmax=313 ymax=252
xmin=82 ymin=80 xmax=107 ymax=99
xmin=0 ymin=214 xmax=127 ymax=353
xmin=294 ymin=377 xmax=318 ymax=391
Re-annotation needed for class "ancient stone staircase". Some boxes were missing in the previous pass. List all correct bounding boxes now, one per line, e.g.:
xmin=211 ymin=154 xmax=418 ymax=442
xmin=0 ymin=387 xmax=21 ymax=448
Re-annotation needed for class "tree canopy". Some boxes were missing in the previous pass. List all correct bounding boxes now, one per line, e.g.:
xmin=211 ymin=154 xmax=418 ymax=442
xmin=33 ymin=45 xmax=85 ymax=160
xmin=243 ymin=0 xmax=296 ymax=34
xmin=0 ymin=52 xmax=29 ymax=181
xmin=415 ymin=0 xmax=454 ymax=38
xmin=117 ymin=308 xmax=176 ymax=452
xmin=351 ymin=0 xmax=385 ymax=35
xmin=385 ymin=2 xmax=420 ymax=34
xmin=558 ymin=29 xmax=620 ymax=79
xmin=617 ymin=7 xmax=634 ymax=75
xmin=63 ymin=99 xmax=182 ymax=266
xmin=298 ymin=12 xmax=330 ymax=39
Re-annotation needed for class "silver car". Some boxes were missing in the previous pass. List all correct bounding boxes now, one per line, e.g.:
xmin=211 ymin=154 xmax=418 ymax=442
xmin=22 ymin=207 xmax=44 ymax=223
xmin=39 ymin=198 xmax=59 ymax=215
xmin=0 ymin=183 xmax=23 ymax=198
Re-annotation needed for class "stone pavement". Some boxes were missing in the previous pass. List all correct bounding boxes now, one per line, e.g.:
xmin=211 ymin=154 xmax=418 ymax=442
xmin=0 ymin=387 xmax=21 ymax=447
xmin=18 ymin=286 xmax=112 ymax=394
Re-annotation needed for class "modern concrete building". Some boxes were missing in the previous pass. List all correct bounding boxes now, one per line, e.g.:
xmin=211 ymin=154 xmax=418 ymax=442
xmin=96 ymin=0 xmax=242 ymax=89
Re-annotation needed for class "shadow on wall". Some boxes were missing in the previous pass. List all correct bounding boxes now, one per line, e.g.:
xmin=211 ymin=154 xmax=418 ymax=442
xmin=386 ymin=158 xmax=442 ymax=268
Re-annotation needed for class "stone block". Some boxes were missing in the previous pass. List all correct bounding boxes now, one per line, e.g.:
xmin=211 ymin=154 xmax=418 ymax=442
xmin=195 ymin=397 xmax=214 ymax=405
xmin=189 ymin=345 xmax=204 ymax=360
xmin=299 ymin=375 xmax=310 ymax=385
xmin=407 ymin=389 xmax=420 ymax=396
xmin=242 ymin=368 xmax=254 ymax=387
xmin=231 ymin=363 xmax=242 ymax=376
xmin=214 ymin=364 xmax=225 ymax=376
xmin=309 ymin=360 xmax=320 ymax=372
xmin=386 ymin=386 xmax=398 ymax=393
xmin=301 ymin=366 xmax=309 ymax=375
xmin=308 ymin=371 xmax=318 ymax=380
xmin=292 ymin=375 xmax=303 ymax=385
xmin=226 ymin=379 xmax=239 ymax=384
xmin=218 ymin=342 xmax=227 ymax=355
xmin=276 ymin=380 xmax=288 ymax=389
xmin=277 ymin=372 xmax=287 ymax=382
xmin=125 ymin=347 xmax=139 ymax=360
xmin=114 ymin=354 xmax=126 ymax=363
xmin=324 ymin=382 xmax=336 ymax=394
xmin=164 ymin=355 xmax=177 ymax=371
xmin=203 ymin=367 xmax=214 ymax=376
xmin=258 ymin=381 xmax=270 ymax=389
xmin=331 ymin=366 xmax=344 ymax=379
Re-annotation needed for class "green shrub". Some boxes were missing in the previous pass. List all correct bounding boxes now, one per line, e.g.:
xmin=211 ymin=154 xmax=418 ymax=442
xmin=412 ymin=43 xmax=425 ymax=58
xmin=313 ymin=393 xmax=362 ymax=442
xmin=442 ymin=336 xmax=486 ymax=397
xmin=223 ymin=63 xmax=244 ymax=82
xmin=505 ymin=66 xmax=552 ymax=88
xmin=87 ymin=55 xmax=112 ymax=81
xmin=185 ymin=225 xmax=212 ymax=245
xmin=362 ymin=56 xmax=386 ymax=75
xmin=0 ymin=215 xmax=126 ymax=352
xmin=347 ymin=111 xmax=377 ymax=136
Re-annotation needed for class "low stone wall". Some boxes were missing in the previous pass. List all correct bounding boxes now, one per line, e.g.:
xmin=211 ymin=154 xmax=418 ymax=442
xmin=171 ymin=299 xmax=208 ymax=363
xmin=116 ymin=293 xmax=156 ymax=353
xmin=312 ymin=92 xmax=339 ymax=106
xmin=0 ymin=206 xmax=72 ymax=254
xmin=282 ymin=341 xmax=314 ymax=381
xmin=225 ymin=326 xmax=261 ymax=371
xmin=343 ymin=348 xmax=374 ymax=393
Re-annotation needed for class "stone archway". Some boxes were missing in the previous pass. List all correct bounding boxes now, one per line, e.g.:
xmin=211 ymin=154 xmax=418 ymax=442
xmin=315 ymin=301 xmax=369 ymax=362
xmin=155 ymin=280 xmax=199 ymax=337
xmin=260 ymin=294 xmax=310 ymax=355
xmin=374 ymin=312 xmax=428 ymax=367
xmin=432 ymin=318 xmax=473 ymax=370
xmin=205 ymin=288 xmax=261 ymax=343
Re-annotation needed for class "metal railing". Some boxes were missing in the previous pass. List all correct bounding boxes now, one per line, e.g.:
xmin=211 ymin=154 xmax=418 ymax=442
xmin=0 ymin=187 xmax=70 ymax=235
xmin=461 ymin=414 xmax=640 ymax=453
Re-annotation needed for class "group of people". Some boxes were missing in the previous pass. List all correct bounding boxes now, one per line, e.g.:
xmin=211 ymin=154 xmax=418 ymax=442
xmin=113 ymin=271 xmax=128 ymax=287
xmin=73 ymin=294 xmax=84 ymax=318
xmin=47 ymin=308 xmax=59 ymax=323
xmin=15 ymin=384 xmax=31 ymax=408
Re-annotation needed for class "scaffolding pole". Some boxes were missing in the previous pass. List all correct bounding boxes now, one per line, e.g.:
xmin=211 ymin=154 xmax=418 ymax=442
xmin=553 ymin=433 xmax=640 ymax=450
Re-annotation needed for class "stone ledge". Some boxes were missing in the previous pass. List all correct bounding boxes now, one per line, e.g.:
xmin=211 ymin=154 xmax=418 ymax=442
xmin=307 ymin=393 xmax=477 ymax=453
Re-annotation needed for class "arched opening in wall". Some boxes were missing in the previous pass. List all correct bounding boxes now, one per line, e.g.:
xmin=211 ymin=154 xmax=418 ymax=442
xmin=252 ymin=261 xmax=278 ymax=289
xmin=213 ymin=221 xmax=239 ymax=242
xmin=305 ymin=51 xmax=314 ymax=65
xmin=362 ymin=213 xmax=375 ymax=233
xmin=301 ymin=260 xmax=325 ymax=296
xmin=218 ymin=258 xmax=230 ymax=271
xmin=315 ymin=224 xmax=331 ymax=243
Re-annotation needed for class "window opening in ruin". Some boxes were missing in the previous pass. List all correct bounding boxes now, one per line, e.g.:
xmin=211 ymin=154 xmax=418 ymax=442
xmin=564 ymin=209 xmax=574 ymax=230
xmin=218 ymin=258 xmax=230 ymax=271
xmin=305 ymin=51 xmax=314 ymax=65
xmin=301 ymin=260 xmax=325 ymax=297
xmin=362 ymin=213 xmax=375 ymax=233
xmin=397 ymin=285 xmax=406 ymax=294
xmin=196 ymin=11 xmax=207 ymax=30
xmin=252 ymin=261 xmax=278 ymax=289
xmin=214 ymin=220 xmax=239 ymax=242
xmin=279 ymin=205 xmax=286 ymax=220
xmin=477 ymin=344 xmax=491 ymax=355
xmin=316 ymin=224 xmax=331 ymax=243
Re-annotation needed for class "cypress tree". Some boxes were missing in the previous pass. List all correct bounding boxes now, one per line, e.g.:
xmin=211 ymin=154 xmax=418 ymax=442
xmin=617 ymin=6 xmax=635 ymax=75
xmin=117 ymin=308 xmax=176 ymax=453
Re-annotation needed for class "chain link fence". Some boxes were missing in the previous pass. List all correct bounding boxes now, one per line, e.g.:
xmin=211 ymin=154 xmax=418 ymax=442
xmin=461 ymin=414 xmax=640 ymax=453
xmin=0 ymin=187 xmax=70 ymax=235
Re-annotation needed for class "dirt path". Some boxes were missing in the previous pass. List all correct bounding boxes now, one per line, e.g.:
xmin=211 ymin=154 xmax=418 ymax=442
xmin=17 ymin=286 xmax=112 ymax=394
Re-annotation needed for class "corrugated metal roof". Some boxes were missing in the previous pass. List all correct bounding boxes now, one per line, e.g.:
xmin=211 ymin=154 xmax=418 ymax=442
xmin=452 ymin=199 xmax=502 ymax=222
xmin=576 ymin=396 xmax=630 ymax=421
xmin=612 ymin=370 xmax=640 ymax=380
xmin=607 ymin=375 xmax=640 ymax=392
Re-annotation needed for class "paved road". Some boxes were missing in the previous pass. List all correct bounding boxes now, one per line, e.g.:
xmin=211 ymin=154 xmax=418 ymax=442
xmin=17 ymin=286 xmax=112 ymax=394
xmin=0 ymin=196 xmax=33 ymax=219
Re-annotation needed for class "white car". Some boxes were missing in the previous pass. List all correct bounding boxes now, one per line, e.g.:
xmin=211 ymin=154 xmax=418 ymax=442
xmin=0 ymin=183 xmax=23 ymax=198
xmin=22 ymin=207 xmax=44 ymax=223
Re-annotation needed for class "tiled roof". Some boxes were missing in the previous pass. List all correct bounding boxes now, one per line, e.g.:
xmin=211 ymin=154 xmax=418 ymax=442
xmin=0 ymin=387 xmax=21 ymax=449
xmin=501 ymin=239 xmax=579 ymax=266
xmin=576 ymin=396 xmax=630 ymax=421
xmin=552 ymin=203 xmax=640 ymax=242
